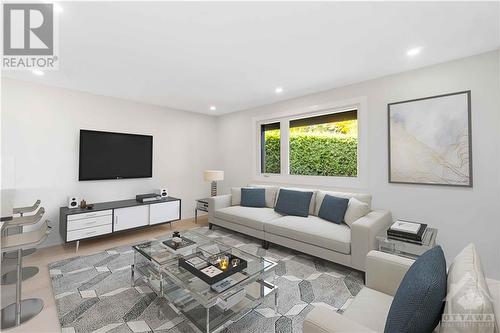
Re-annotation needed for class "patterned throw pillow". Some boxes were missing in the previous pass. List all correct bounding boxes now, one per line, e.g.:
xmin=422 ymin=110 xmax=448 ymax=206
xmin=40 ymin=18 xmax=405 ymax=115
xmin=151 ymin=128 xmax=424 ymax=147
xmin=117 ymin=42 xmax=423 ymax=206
xmin=384 ymin=246 xmax=447 ymax=333
xmin=318 ymin=195 xmax=349 ymax=224
xmin=240 ymin=188 xmax=266 ymax=208
xmin=274 ymin=189 xmax=313 ymax=217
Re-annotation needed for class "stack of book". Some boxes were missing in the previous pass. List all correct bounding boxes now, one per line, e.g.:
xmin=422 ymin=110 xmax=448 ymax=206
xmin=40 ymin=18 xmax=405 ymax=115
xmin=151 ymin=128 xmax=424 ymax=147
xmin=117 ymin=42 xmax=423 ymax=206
xmin=387 ymin=220 xmax=427 ymax=244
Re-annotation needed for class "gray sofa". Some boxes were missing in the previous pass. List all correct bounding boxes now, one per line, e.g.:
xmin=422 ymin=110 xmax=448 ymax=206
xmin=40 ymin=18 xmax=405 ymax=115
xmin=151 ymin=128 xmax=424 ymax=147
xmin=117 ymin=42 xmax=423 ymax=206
xmin=208 ymin=185 xmax=392 ymax=271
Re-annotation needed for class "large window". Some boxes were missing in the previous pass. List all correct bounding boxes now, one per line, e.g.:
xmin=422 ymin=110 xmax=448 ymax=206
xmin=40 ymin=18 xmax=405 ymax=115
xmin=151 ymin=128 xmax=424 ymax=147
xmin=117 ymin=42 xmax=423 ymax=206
xmin=259 ymin=109 xmax=358 ymax=178
xmin=289 ymin=110 xmax=358 ymax=177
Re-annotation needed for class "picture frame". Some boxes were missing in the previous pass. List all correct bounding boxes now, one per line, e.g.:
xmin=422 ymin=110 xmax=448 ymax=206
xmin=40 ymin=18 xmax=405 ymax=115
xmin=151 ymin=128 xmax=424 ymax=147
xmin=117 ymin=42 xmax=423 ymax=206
xmin=388 ymin=91 xmax=472 ymax=187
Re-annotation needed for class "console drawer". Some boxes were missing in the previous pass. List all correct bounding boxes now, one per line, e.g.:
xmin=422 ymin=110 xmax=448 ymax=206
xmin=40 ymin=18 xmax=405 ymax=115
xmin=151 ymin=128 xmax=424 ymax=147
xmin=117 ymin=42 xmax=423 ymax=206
xmin=68 ymin=209 xmax=112 ymax=221
xmin=67 ymin=215 xmax=112 ymax=231
xmin=67 ymin=224 xmax=112 ymax=241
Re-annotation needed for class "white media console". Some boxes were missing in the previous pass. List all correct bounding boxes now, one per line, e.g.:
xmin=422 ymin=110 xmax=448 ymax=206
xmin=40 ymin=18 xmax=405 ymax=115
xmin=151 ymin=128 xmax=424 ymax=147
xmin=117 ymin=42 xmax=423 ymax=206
xmin=59 ymin=197 xmax=181 ymax=249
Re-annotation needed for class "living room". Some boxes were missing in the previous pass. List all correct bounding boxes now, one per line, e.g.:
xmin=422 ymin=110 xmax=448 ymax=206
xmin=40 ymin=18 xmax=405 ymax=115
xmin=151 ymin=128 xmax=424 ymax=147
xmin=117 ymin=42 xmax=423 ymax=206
xmin=1 ymin=1 xmax=499 ymax=333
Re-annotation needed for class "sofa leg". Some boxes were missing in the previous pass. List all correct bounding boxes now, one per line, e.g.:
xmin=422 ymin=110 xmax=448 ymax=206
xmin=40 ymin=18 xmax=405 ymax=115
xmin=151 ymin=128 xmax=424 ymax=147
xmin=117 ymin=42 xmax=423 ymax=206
xmin=262 ymin=240 xmax=269 ymax=250
xmin=209 ymin=223 xmax=213 ymax=230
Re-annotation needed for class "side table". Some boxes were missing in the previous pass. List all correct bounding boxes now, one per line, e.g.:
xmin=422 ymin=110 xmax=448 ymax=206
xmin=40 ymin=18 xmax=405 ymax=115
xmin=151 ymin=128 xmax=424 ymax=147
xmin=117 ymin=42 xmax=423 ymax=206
xmin=195 ymin=198 xmax=209 ymax=223
xmin=376 ymin=227 xmax=438 ymax=259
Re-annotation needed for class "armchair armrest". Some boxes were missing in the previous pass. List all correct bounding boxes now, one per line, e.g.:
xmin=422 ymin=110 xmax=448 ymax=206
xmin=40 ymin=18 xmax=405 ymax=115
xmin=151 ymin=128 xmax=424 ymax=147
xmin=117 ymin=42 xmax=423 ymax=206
xmin=365 ymin=250 xmax=414 ymax=296
xmin=208 ymin=194 xmax=231 ymax=219
xmin=304 ymin=304 xmax=375 ymax=333
xmin=350 ymin=210 xmax=393 ymax=271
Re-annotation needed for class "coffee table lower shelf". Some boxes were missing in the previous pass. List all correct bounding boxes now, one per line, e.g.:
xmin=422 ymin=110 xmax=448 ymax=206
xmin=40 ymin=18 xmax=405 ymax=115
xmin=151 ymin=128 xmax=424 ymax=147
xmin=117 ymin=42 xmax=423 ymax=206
xmin=131 ymin=261 xmax=277 ymax=332
xmin=132 ymin=266 xmax=277 ymax=333
xmin=168 ymin=280 xmax=277 ymax=333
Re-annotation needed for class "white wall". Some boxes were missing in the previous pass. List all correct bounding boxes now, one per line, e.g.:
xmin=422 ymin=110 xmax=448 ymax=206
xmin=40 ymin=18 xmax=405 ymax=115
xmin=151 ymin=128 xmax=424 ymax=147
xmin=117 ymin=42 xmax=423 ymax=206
xmin=1 ymin=79 xmax=219 ymax=246
xmin=2 ymin=51 xmax=499 ymax=278
xmin=215 ymin=50 xmax=500 ymax=278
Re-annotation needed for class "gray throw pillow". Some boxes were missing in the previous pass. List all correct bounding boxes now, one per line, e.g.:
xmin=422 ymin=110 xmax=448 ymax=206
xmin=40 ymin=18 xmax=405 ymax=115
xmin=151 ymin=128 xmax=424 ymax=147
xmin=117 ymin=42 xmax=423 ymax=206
xmin=274 ymin=189 xmax=313 ymax=217
xmin=384 ymin=246 xmax=447 ymax=333
xmin=318 ymin=194 xmax=349 ymax=224
xmin=240 ymin=188 xmax=266 ymax=208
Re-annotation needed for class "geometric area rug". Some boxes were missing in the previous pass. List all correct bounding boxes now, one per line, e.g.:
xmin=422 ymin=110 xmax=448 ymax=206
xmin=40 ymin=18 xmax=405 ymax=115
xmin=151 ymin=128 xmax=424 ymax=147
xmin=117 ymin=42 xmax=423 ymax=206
xmin=48 ymin=226 xmax=364 ymax=333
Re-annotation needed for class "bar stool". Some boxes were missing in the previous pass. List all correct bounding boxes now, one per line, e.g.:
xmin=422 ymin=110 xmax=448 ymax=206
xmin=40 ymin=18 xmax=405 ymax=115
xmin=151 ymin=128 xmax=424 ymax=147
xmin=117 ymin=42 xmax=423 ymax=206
xmin=4 ymin=200 xmax=41 ymax=259
xmin=13 ymin=200 xmax=41 ymax=217
xmin=1 ymin=208 xmax=45 ymax=285
xmin=0 ymin=220 xmax=50 ymax=329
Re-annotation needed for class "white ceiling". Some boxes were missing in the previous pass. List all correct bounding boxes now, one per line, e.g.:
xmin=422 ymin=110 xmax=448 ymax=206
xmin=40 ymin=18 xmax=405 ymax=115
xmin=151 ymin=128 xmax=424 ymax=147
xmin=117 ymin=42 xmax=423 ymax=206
xmin=3 ymin=1 xmax=499 ymax=115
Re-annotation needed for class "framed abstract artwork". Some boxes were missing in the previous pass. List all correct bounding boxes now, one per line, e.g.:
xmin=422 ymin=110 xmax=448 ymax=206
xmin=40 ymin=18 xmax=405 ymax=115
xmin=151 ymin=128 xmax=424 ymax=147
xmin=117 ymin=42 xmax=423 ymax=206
xmin=388 ymin=91 xmax=472 ymax=187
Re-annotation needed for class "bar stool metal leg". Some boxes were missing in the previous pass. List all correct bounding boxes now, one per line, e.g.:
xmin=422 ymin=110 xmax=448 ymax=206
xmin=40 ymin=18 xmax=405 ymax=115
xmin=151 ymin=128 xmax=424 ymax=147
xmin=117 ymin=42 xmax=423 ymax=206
xmin=1 ymin=249 xmax=44 ymax=329
xmin=4 ymin=226 xmax=37 ymax=259
xmin=2 ymin=226 xmax=39 ymax=284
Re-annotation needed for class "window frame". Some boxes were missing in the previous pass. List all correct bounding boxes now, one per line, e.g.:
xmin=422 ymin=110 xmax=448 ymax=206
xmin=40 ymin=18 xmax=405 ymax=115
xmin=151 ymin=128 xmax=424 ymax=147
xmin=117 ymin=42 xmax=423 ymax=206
xmin=253 ymin=97 xmax=368 ymax=188
xmin=260 ymin=122 xmax=281 ymax=174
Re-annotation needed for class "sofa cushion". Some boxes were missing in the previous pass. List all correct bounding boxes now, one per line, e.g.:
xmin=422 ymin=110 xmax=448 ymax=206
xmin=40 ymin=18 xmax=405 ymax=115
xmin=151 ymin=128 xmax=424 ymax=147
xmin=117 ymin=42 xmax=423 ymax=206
xmin=314 ymin=190 xmax=372 ymax=216
xmin=384 ymin=246 xmax=447 ymax=333
xmin=304 ymin=304 xmax=377 ymax=333
xmin=214 ymin=206 xmax=282 ymax=231
xmin=441 ymin=243 xmax=496 ymax=333
xmin=344 ymin=287 xmax=394 ymax=333
xmin=231 ymin=187 xmax=242 ymax=206
xmin=277 ymin=187 xmax=317 ymax=215
xmin=264 ymin=215 xmax=351 ymax=254
xmin=275 ymin=189 xmax=314 ymax=217
xmin=318 ymin=195 xmax=349 ymax=224
xmin=232 ymin=186 xmax=278 ymax=208
xmin=344 ymin=197 xmax=371 ymax=227
xmin=241 ymin=188 xmax=266 ymax=208
xmin=248 ymin=184 xmax=279 ymax=208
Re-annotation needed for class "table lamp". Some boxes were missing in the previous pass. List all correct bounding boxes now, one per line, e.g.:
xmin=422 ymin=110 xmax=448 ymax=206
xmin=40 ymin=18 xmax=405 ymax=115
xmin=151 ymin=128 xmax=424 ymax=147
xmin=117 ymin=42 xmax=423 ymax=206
xmin=204 ymin=170 xmax=224 ymax=197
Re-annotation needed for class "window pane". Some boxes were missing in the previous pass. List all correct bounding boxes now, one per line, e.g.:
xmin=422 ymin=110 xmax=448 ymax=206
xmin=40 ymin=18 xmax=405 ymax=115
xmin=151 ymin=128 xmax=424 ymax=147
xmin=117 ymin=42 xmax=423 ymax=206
xmin=289 ymin=110 xmax=358 ymax=177
xmin=261 ymin=122 xmax=280 ymax=174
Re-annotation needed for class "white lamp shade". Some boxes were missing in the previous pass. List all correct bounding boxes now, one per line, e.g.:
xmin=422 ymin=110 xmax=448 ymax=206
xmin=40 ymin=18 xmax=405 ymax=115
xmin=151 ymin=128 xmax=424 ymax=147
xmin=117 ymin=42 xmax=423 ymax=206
xmin=204 ymin=170 xmax=224 ymax=182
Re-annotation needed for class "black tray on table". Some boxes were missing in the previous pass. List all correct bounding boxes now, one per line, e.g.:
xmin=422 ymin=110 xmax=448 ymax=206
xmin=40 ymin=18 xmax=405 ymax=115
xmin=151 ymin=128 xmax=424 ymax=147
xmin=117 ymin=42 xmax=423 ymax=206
xmin=163 ymin=236 xmax=196 ymax=250
xmin=179 ymin=252 xmax=248 ymax=285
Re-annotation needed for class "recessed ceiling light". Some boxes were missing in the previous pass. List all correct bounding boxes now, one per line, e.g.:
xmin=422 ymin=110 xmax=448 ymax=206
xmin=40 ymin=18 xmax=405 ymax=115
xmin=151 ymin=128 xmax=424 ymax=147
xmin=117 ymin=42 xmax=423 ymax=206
xmin=275 ymin=87 xmax=283 ymax=94
xmin=209 ymin=106 xmax=216 ymax=111
xmin=32 ymin=70 xmax=44 ymax=76
xmin=406 ymin=47 xmax=422 ymax=57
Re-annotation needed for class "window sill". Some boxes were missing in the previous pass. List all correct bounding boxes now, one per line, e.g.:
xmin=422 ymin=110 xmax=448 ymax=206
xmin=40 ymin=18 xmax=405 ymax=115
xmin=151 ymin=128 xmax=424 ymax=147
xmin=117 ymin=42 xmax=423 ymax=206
xmin=253 ymin=173 xmax=367 ymax=189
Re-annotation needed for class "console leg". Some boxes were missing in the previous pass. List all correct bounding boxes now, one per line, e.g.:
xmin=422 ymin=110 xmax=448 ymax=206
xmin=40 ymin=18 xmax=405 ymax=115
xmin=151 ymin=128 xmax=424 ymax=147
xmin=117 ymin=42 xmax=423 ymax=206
xmin=75 ymin=241 xmax=79 ymax=253
xmin=262 ymin=240 xmax=269 ymax=250
xmin=208 ymin=223 xmax=213 ymax=230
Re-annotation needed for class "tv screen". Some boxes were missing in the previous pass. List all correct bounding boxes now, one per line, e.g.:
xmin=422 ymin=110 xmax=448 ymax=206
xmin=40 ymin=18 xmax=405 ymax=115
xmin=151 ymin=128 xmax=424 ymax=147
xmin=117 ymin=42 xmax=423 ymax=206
xmin=79 ymin=130 xmax=153 ymax=181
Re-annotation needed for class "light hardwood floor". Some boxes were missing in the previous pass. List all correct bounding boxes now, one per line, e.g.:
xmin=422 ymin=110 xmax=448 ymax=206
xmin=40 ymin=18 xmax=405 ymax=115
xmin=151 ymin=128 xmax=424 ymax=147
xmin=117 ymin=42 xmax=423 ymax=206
xmin=0 ymin=216 xmax=208 ymax=333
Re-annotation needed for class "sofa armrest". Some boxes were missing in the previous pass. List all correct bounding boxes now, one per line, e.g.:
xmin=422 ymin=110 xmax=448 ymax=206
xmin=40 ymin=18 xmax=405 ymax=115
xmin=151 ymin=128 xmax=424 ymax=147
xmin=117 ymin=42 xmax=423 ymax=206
xmin=366 ymin=250 xmax=414 ymax=296
xmin=303 ymin=304 xmax=375 ymax=333
xmin=350 ymin=209 xmax=393 ymax=271
xmin=208 ymin=194 xmax=231 ymax=219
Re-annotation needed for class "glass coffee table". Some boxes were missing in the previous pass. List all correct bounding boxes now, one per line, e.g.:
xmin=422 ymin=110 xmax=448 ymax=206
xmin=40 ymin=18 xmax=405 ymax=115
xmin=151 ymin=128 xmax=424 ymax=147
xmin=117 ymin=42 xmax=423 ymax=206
xmin=131 ymin=230 xmax=278 ymax=333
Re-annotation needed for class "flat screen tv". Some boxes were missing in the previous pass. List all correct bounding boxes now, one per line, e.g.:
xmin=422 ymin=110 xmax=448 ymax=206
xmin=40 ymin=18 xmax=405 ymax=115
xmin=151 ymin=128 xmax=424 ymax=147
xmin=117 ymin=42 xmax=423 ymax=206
xmin=79 ymin=130 xmax=153 ymax=181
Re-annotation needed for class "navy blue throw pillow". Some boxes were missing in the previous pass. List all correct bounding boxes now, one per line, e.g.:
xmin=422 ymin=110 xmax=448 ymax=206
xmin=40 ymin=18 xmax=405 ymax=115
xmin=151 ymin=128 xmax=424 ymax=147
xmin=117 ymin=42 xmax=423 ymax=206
xmin=384 ymin=246 xmax=447 ymax=333
xmin=241 ymin=188 xmax=266 ymax=208
xmin=318 ymin=195 xmax=349 ymax=224
xmin=274 ymin=189 xmax=313 ymax=217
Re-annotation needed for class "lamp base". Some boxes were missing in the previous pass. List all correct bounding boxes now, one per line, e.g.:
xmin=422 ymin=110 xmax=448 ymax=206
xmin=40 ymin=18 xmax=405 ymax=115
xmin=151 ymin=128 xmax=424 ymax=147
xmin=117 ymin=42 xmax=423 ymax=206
xmin=210 ymin=181 xmax=217 ymax=197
